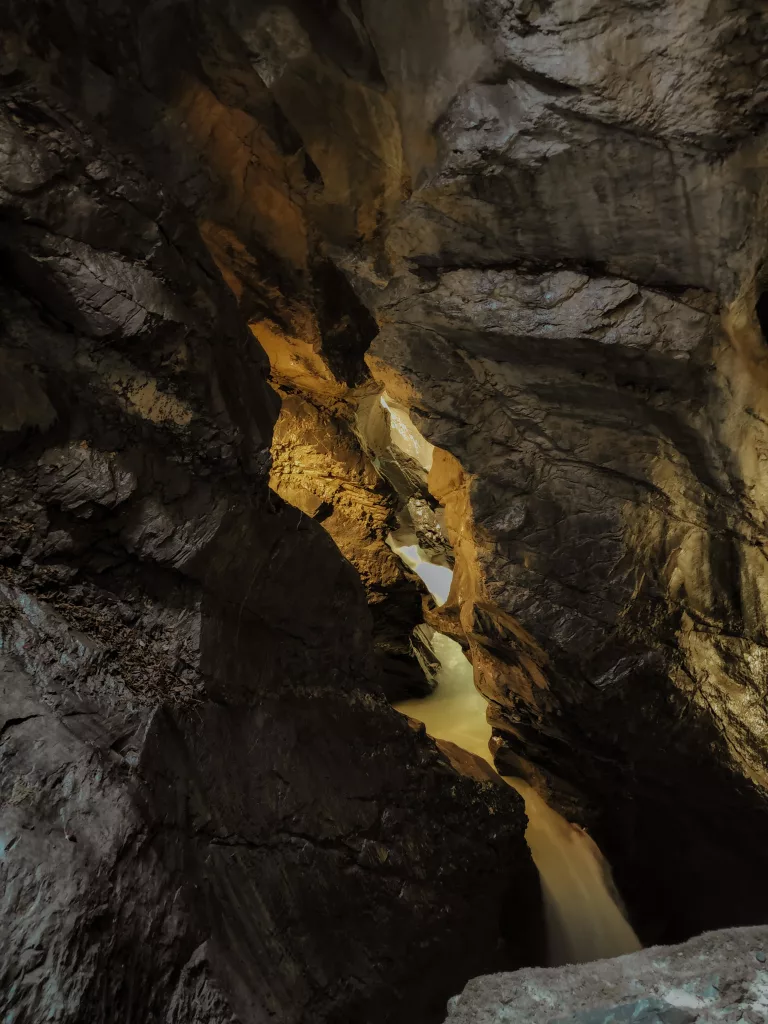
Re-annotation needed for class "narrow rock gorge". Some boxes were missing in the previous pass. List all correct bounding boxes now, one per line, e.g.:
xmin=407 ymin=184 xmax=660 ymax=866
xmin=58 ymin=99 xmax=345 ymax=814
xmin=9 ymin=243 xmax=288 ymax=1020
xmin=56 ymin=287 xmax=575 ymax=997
xmin=1 ymin=1 xmax=767 ymax=1022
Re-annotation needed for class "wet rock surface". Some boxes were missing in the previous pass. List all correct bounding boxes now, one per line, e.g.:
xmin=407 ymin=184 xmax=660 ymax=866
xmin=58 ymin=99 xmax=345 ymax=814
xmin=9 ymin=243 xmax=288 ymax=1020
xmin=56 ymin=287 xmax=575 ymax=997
xmin=0 ymin=5 xmax=543 ymax=1021
xmin=232 ymin=0 xmax=768 ymax=949
xmin=444 ymin=925 xmax=768 ymax=1024
xmin=367 ymin=261 xmax=768 ymax=943
xmin=2 ymin=0 xmax=768 ymax=1015
xmin=269 ymin=391 xmax=428 ymax=701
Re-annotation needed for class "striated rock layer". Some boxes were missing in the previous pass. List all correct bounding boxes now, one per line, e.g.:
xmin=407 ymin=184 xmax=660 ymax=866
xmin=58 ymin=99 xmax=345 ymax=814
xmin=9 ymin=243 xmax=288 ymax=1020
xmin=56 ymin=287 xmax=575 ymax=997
xmin=352 ymin=2 xmax=768 ymax=945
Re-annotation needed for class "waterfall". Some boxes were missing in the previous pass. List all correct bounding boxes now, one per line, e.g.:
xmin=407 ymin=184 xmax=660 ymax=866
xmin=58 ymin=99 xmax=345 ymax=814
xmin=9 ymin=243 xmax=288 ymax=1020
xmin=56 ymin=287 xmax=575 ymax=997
xmin=390 ymin=544 xmax=641 ymax=966
xmin=376 ymin=393 xmax=641 ymax=964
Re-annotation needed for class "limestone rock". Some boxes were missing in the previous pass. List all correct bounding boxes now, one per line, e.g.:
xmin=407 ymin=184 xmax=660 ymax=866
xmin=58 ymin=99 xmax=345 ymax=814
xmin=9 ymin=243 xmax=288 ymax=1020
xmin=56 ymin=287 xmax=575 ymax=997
xmin=344 ymin=1 xmax=767 ymax=948
xmin=444 ymin=925 xmax=768 ymax=1024
xmin=4 ymin=0 xmax=768 ymax=1015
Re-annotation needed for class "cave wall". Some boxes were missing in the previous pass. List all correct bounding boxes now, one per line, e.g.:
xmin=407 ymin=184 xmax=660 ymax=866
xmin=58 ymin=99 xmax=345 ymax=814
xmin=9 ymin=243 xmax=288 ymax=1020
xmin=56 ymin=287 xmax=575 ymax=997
xmin=269 ymin=391 xmax=429 ymax=701
xmin=159 ymin=0 xmax=768 ymax=947
xmin=354 ymin=1 xmax=768 ymax=945
xmin=4 ymin=0 xmax=768 ymax=1014
xmin=0 ymin=4 xmax=544 ymax=1022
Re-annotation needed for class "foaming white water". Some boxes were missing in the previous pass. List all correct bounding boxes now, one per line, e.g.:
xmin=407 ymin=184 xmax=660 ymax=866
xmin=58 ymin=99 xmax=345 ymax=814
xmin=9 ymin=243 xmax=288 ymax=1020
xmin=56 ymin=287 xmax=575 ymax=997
xmin=390 ymin=534 xmax=641 ymax=965
xmin=385 ymin=537 xmax=453 ymax=605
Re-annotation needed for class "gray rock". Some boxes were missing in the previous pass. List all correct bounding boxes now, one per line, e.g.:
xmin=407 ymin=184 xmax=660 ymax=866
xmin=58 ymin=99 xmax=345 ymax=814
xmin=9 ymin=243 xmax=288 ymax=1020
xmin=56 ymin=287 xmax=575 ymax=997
xmin=444 ymin=925 xmax=768 ymax=1024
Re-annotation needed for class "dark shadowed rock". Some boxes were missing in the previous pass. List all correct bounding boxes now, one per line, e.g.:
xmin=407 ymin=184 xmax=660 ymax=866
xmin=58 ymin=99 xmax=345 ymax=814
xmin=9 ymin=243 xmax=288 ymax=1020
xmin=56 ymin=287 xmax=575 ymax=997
xmin=1 ymin=649 xmax=540 ymax=1023
xmin=0 ymin=12 xmax=543 ymax=1022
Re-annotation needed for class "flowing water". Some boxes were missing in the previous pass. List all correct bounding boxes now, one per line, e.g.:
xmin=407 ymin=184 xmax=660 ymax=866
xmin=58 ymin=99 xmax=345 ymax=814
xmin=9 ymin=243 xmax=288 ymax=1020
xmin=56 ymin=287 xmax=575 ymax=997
xmin=379 ymin=396 xmax=641 ymax=964
xmin=391 ymin=550 xmax=641 ymax=966
xmin=385 ymin=535 xmax=453 ymax=606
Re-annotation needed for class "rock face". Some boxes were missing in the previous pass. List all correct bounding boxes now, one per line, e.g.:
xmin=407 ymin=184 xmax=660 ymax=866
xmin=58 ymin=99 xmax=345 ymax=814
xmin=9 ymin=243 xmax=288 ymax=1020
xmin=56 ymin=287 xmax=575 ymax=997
xmin=204 ymin=0 xmax=767 ymax=948
xmin=3 ymin=0 xmax=768 ymax=1015
xmin=368 ymin=264 xmax=768 ymax=944
xmin=0 ymin=4 xmax=544 ymax=1022
xmin=172 ymin=0 xmax=768 ymax=949
xmin=2 ymin=654 xmax=539 ymax=1022
xmin=444 ymin=925 xmax=768 ymax=1024
xmin=351 ymin=3 xmax=768 ymax=947
xmin=269 ymin=390 xmax=429 ymax=701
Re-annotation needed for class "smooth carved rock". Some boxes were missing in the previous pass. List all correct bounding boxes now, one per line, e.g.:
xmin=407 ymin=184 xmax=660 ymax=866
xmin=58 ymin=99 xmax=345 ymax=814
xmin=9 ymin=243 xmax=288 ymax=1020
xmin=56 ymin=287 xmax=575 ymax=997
xmin=1 ymin=649 xmax=539 ymax=1023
